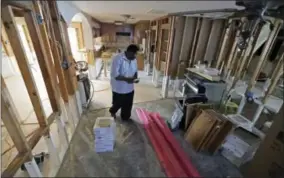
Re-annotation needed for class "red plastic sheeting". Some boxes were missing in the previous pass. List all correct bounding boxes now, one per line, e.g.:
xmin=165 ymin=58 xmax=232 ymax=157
xmin=136 ymin=108 xmax=201 ymax=178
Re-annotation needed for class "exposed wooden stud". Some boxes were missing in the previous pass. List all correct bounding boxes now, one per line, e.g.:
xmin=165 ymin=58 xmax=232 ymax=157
xmin=2 ymin=5 xmax=47 ymax=127
xmin=223 ymin=23 xmax=240 ymax=78
xmin=155 ymin=20 xmax=162 ymax=70
xmin=177 ymin=17 xmax=196 ymax=77
xmin=162 ymin=16 xmax=175 ymax=98
xmin=215 ymin=19 xmax=234 ymax=68
xmin=165 ymin=16 xmax=176 ymax=76
xmin=47 ymin=1 xmax=75 ymax=96
xmin=193 ymin=18 xmax=213 ymax=64
xmin=263 ymin=62 xmax=283 ymax=103
xmin=246 ymin=19 xmax=283 ymax=92
xmin=1 ymin=21 xmax=14 ymax=56
xmin=170 ymin=16 xmax=186 ymax=77
xmin=24 ymin=10 xmax=60 ymax=112
xmin=205 ymin=19 xmax=226 ymax=68
xmin=2 ymin=153 xmax=30 ymax=177
xmin=60 ymin=17 xmax=79 ymax=91
xmin=189 ymin=17 xmax=202 ymax=67
xmin=241 ymin=22 xmax=266 ymax=79
xmin=1 ymin=77 xmax=22 ymax=123
xmin=269 ymin=42 xmax=284 ymax=78
xmin=2 ymin=113 xmax=57 ymax=177
xmin=36 ymin=0 xmax=69 ymax=103
xmin=1 ymin=79 xmax=30 ymax=154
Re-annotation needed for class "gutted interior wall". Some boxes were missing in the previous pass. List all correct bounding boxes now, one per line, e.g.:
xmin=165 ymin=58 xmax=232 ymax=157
xmin=100 ymin=23 xmax=134 ymax=38
xmin=134 ymin=20 xmax=150 ymax=44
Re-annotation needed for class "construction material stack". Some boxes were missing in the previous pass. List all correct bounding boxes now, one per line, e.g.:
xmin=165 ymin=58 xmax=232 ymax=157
xmin=93 ymin=117 xmax=116 ymax=153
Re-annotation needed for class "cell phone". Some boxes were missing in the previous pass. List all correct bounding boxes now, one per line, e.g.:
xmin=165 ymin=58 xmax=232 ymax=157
xmin=134 ymin=78 xmax=140 ymax=83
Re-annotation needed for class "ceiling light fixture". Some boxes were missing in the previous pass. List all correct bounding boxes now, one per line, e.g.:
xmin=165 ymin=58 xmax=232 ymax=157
xmin=114 ymin=21 xmax=123 ymax=25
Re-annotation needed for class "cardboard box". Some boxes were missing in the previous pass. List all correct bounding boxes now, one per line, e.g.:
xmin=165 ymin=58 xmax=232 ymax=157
xmin=93 ymin=117 xmax=116 ymax=153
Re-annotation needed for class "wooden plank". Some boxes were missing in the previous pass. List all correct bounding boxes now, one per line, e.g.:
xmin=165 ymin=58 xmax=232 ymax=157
xmin=2 ymin=5 xmax=47 ymax=127
xmin=1 ymin=21 xmax=14 ymax=56
xmin=177 ymin=17 xmax=196 ymax=78
xmin=193 ymin=18 xmax=213 ymax=64
xmin=60 ymin=18 xmax=79 ymax=90
xmin=170 ymin=16 xmax=186 ymax=77
xmin=35 ymin=1 xmax=69 ymax=102
xmin=204 ymin=19 xmax=225 ymax=67
xmin=1 ymin=152 xmax=31 ymax=178
xmin=247 ymin=19 xmax=283 ymax=91
xmin=189 ymin=18 xmax=202 ymax=67
xmin=22 ymin=24 xmax=34 ymax=51
xmin=155 ymin=20 xmax=162 ymax=70
xmin=24 ymin=10 xmax=59 ymax=112
xmin=1 ymin=113 xmax=57 ymax=178
xmin=161 ymin=23 xmax=170 ymax=29
xmin=47 ymin=1 xmax=75 ymax=95
xmin=1 ymin=78 xmax=30 ymax=154
xmin=215 ymin=19 xmax=233 ymax=68
xmin=165 ymin=16 xmax=175 ymax=76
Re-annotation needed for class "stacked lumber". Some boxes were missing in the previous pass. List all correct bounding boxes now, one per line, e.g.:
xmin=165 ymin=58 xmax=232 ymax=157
xmin=184 ymin=109 xmax=233 ymax=154
xmin=136 ymin=108 xmax=201 ymax=178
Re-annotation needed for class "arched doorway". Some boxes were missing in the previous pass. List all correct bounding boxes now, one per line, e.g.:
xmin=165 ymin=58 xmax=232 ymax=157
xmin=67 ymin=12 xmax=97 ymax=80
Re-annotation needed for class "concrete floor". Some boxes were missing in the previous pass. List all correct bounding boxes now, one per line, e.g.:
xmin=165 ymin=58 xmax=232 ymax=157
xmin=57 ymin=99 xmax=242 ymax=177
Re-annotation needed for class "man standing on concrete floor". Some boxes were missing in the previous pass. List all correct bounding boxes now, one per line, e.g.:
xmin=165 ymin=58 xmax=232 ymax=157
xmin=109 ymin=44 xmax=140 ymax=121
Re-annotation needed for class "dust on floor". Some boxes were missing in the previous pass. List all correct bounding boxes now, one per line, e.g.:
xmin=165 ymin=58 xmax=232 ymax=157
xmin=56 ymin=99 xmax=242 ymax=177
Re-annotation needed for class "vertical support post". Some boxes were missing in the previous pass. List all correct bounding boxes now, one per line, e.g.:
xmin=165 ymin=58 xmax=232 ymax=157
xmin=170 ymin=16 xmax=186 ymax=78
xmin=35 ymin=1 xmax=69 ymax=103
xmin=189 ymin=17 xmax=202 ymax=67
xmin=2 ymin=76 xmax=43 ymax=178
xmin=24 ymin=9 xmax=60 ymax=112
xmin=177 ymin=17 xmax=196 ymax=77
xmin=2 ymin=5 xmax=47 ymax=128
xmin=251 ymin=47 xmax=283 ymax=127
xmin=215 ymin=19 xmax=233 ymax=68
xmin=246 ymin=19 xmax=283 ymax=93
xmin=204 ymin=19 xmax=225 ymax=67
xmin=162 ymin=16 xmax=175 ymax=98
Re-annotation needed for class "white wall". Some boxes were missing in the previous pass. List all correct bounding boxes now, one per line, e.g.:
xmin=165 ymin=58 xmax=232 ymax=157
xmin=57 ymin=1 xmax=100 ymax=28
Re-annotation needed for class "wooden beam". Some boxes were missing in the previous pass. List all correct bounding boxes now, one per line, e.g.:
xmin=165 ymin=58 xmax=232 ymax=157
xmin=205 ymin=19 xmax=225 ymax=67
xmin=177 ymin=17 xmax=196 ymax=77
xmin=47 ymin=1 xmax=75 ymax=95
xmin=1 ymin=21 xmax=14 ymax=56
xmin=193 ymin=18 xmax=213 ymax=64
xmin=2 ymin=5 xmax=47 ymax=127
xmin=165 ymin=17 xmax=175 ymax=76
xmin=171 ymin=16 xmax=186 ymax=77
xmin=241 ymin=22 xmax=265 ymax=79
xmin=155 ymin=20 xmax=162 ymax=70
xmin=1 ymin=152 xmax=31 ymax=178
xmin=1 ymin=78 xmax=30 ymax=154
xmin=247 ymin=19 xmax=283 ymax=92
xmin=189 ymin=17 xmax=202 ymax=67
xmin=1 ymin=113 xmax=57 ymax=178
xmin=60 ymin=18 xmax=79 ymax=90
xmin=24 ymin=10 xmax=60 ymax=112
xmin=35 ymin=1 xmax=69 ymax=102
